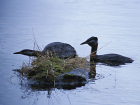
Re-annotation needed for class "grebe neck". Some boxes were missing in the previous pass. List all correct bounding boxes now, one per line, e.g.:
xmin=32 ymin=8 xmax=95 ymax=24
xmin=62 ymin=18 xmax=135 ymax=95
xmin=90 ymin=44 xmax=98 ymax=61
xmin=89 ymin=44 xmax=98 ymax=77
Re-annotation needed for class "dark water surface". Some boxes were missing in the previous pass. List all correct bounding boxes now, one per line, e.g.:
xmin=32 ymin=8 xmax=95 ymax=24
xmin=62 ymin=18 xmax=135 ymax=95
xmin=0 ymin=0 xmax=140 ymax=105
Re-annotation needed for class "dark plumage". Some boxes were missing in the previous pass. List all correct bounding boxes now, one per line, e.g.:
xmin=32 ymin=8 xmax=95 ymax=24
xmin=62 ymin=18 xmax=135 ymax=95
xmin=42 ymin=42 xmax=76 ymax=58
xmin=81 ymin=36 xmax=133 ymax=66
xmin=14 ymin=42 xmax=77 ymax=58
xmin=95 ymin=54 xmax=133 ymax=66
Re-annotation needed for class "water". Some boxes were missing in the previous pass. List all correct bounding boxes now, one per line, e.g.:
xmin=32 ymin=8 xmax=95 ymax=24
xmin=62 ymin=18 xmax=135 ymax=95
xmin=0 ymin=0 xmax=140 ymax=105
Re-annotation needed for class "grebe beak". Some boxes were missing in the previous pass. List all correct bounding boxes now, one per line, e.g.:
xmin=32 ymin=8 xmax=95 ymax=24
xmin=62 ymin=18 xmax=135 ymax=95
xmin=80 ymin=40 xmax=98 ymax=47
xmin=80 ymin=41 xmax=87 ymax=45
xmin=13 ymin=51 xmax=22 ymax=54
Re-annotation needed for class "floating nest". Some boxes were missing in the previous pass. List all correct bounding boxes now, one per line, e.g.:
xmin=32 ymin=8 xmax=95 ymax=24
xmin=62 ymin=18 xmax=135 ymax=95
xmin=17 ymin=55 xmax=89 ymax=84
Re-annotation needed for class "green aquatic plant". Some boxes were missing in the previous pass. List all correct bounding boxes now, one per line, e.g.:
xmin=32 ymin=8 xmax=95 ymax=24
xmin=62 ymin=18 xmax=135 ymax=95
xmin=17 ymin=54 xmax=89 ymax=83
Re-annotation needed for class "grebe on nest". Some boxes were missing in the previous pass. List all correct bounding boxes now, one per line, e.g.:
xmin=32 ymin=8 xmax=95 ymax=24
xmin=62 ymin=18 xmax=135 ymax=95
xmin=80 ymin=36 xmax=133 ymax=66
xmin=14 ymin=42 xmax=77 ymax=59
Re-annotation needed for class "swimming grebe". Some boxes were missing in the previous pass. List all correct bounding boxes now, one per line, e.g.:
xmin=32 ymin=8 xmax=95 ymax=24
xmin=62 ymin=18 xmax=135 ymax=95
xmin=14 ymin=42 xmax=77 ymax=58
xmin=80 ymin=36 xmax=133 ymax=66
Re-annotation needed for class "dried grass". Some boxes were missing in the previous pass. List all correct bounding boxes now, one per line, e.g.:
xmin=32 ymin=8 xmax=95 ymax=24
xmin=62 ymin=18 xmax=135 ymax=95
xmin=18 ymin=54 xmax=89 ymax=83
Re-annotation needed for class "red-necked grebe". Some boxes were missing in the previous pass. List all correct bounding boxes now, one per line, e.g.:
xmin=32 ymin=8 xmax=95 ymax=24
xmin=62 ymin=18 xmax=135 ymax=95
xmin=14 ymin=42 xmax=77 ymax=59
xmin=80 ymin=36 xmax=133 ymax=66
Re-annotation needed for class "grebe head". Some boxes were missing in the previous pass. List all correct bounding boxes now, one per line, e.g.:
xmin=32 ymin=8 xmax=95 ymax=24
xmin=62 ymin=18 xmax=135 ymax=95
xmin=13 ymin=49 xmax=38 ymax=56
xmin=80 ymin=36 xmax=98 ymax=47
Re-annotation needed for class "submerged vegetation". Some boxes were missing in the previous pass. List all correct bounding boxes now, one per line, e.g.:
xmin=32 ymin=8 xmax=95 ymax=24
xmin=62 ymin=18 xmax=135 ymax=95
xmin=17 ymin=54 xmax=89 ymax=83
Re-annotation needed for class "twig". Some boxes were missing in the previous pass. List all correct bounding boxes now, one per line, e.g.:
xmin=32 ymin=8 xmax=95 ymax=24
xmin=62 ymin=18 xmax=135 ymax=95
xmin=97 ymin=41 xmax=112 ymax=51
xmin=85 ymin=41 xmax=112 ymax=59
xmin=32 ymin=28 xmax=42 ymax=51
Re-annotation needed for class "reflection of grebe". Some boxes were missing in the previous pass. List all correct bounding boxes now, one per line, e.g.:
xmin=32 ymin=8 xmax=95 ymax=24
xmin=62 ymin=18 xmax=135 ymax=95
xmin=14 ymin=42 xmax=77 ymax=58
xmin=81 ymin=36 xmax=134 ymax=66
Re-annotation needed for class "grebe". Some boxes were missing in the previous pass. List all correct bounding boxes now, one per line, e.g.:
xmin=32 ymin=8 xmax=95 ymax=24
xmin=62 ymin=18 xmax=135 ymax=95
xmin=80 ymin=36 xmax=133 ymax=66
xmin=14 ymin=42 xmax=77 ymax=58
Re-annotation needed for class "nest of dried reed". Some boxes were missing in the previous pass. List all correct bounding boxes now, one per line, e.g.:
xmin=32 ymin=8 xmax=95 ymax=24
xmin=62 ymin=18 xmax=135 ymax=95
xmin=17 ymin=53 xmax=89 ymax=83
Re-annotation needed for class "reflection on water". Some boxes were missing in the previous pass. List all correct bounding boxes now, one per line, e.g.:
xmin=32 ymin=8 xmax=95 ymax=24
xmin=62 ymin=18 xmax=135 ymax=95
xmin=10 ymin=67 xmax=105 ymax=105
xmin=1 ymin=0 xmax=140 ymax=105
